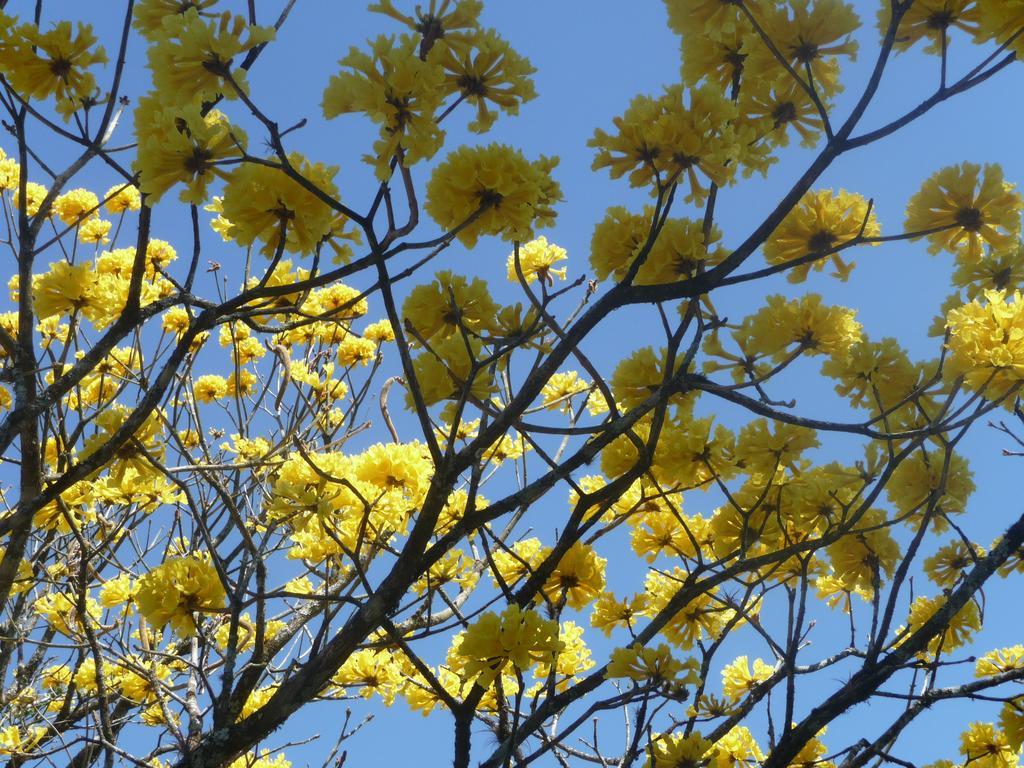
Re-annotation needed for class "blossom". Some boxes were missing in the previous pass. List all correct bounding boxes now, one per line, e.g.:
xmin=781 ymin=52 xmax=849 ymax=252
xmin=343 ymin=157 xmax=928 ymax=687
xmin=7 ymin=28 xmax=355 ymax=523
xmin=219 ymin=154 xmax=340 ymax=257
xmin=977 ymin=0 xmax=1024 ymax=59
xmin=134 ymin=97 xmax=247 ymax=204
xmin=880 ymin=0 xmax=981 ymax=54
xmin=905 ymin=163 xmax=1023 ymax=262
xmin=437 ymin=27 xmax=536 ymax=132
xmin=946 ymin=289 xmax=1024 ymax=401
xmin=53 ymin=188 xmax=100 ymax=226
xmin=721 ymin=655 xmax=774 ymax=701
xmin=135 ymin=555 xmax=227 ymax=635
xmin=540 ymin=371 xmax=589 ymax=411
xmin=0 ymin=20 xmax=107 ymax=119
xmin=369 ymin=0 xmax=483 ymax=55
xmin=507 ymin=236 xmax=567 ymax=284
xmin=898 ymin=594 xmax=981 ymax=657
xmin=193 ymin=374 xmax=229 ymax=403
xmin=402 ymin=269 xmax=498 ymax=341
xmin=104 ymin=183 xmax=142 ymax=213
xmin=322 ymin=34 xmax=446 ymax=179
xmin=146 ymin=9 xmax=273 ymax=107
xmin=453 ymin=604 xmax=563 ymax=687
xmin=735 ymin=293 xmax=863 ymax=361
xmin=425 ymin=143 xmax=561 ymax=247
xmin=606 ymin=643 xmax=699 ymax=685
xmin=133 ymin=0 xmax=220 ymax=38
xmin=745 ymin=0 xmax=859 ymax=96
xmin=959 ymin=722 xmax=1017 ymax=768
xmin=589 ymin=85 xmax=753 ymax=201
xmin=644 ymin=732 xmax=717 ymax=768
xmin=764 ymin=188 xmax=879 ymax=282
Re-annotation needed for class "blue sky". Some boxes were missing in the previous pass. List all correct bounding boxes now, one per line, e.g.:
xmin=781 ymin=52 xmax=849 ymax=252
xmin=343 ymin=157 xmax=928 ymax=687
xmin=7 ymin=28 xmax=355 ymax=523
xmin=13 ymin=0 xmax=1024 ymax=765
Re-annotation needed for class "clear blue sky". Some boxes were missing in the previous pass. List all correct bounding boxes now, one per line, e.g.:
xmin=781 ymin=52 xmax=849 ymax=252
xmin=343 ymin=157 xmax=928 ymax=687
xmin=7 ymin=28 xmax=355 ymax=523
xmin=21 ymin=0 xmax=1024 ymax=765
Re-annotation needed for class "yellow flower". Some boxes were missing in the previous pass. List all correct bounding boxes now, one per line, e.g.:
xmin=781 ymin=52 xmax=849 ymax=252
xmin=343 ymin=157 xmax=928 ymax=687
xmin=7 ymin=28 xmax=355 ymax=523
xmin=332 ymin=649 xmax=404 ymax=704
xmin=898 ymin=594 xmax=981 ymax=658
xmin=644 ymin=732 xmax=717 ymax=768
xmin=880 ymin=0 xmax=980 ymax=54
xmin=146 ymin=9 xmax=273 ymax=107
xmin=1 ymin=20 xmax=107 ymax=119
xmin=437 ymin=27 xmax=536 ymax=132
xmin=134 ymin=97 xmax=247 ymax=204
xmin=193 ymin=374 xmax=229 ymax=403
xmin=78 ymin=218 xmax=112 ymax=245
xmin=403 ymin=269 xmax=499 ymax=341
xmin=821 ymin=337 xmax=920 ymax=411
xmin=13 ymin=181 xmax=49 ymax=216
xmin=219 ymin=153 xmax=340 ymax=257
xmin=32 ymin=261 xmax=98 ymax=320
xmin=53 ymin=188 xmax=99 ymax=225
xmin=589 ymin=84 xmax=747 ymax=201
xmin=906 ymin=162 xmax=1023 ymax=262
xmin=711 ymin=726 xmax=765 ymax=768
xmin=369 ymin=0 xmax=482 ymax=55
xmin=425 ymin=143 xmax=561 ymax=247
xmin=606 ymin=643 xmax=698 ymax=685
xmin=721 ymin=655 xmax=773 ymax=702
xmin=540 ymin=371 xmax=589 ymax=411
xmin=531 ymin=621 xmax=595 ymax=690
xmin=133 ymin=0 xmax=220 ymax=38
xmin=337 ymin=336 xmax=377 ymax=367
xmin=363 ymin=319 xmax=395 ymax=343
xmin=664 ymin=0 xmax=747 ymax=36
xmin=322 ymin=34 xmax=446 ymax=180
xmin=741 ymin=74 xmax=830 ymax=149
xmin=34 ymin=591 xmax=102 ymax=636
xmin=0 ymin=725 xmax=45 ymax=757
xmin=537 ymin=542 xmax=606 ymax=610
xmin=959 ymin=722 xmax=1017 ymax=768
xmin=507 ymin=236 xmax=567 ymax=284
xmin=977 ymin=0 xmax=1024 ymax=59
xmin=680 ymin=20 xmax=754 ymax=90
xmin=745 ymin=0 xmax=859 ymax=96
xmin=590 ymin=207 xmax=728 ymax=285
xmin=135 ymin=555 xmax=226 ymax=635
xmin=887 ymin=451 xmax=975 ymax=531
xmin=826 ymin=510 xmax=901 ymax=595
xmin=925 ymin=540 xmax=983 ymax=588
xmin=977 ymin=646 xmax=1024 ymax=678
xmin=765 ymin=189 xmax=879 ymax=282
xmin=104 ymin=183 xmax=142 ymax=213
xmin=736 ymin=293 xmax=863 ymax=362
xmin=947 ymin=289 xmax=1024 ymax=401
xmin=99 ymin=573 xmax=138 ymax=608
xmin=453 ymin=604 xmax=563 ymax=687
xmin=1001 ymin=699 xmax=1024 ymax=751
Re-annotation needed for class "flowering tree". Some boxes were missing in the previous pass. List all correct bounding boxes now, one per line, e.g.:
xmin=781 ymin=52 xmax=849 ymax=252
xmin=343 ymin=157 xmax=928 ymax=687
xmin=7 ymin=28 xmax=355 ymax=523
xmin=2 ymin=1 xmax=1024 ymax=767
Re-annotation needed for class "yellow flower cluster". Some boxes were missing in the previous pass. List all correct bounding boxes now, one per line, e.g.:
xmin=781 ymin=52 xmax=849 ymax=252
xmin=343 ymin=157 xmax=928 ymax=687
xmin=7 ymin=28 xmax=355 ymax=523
xmin=764 ymin=188 xmax=879 ymax=282
xmin=946 ymin=289 xmax=1024 ymax=402
xmin=0 ymin=19 xmax=107 ymax=120
xmin=977 ymin=0 xmax=1024 ymax=58
xmin=906 ymin=163 xmax=1023 ymax=263
xmin=425 ymin=143 xmax=561 ymax=247
xmin=606 ymin=643 xmax=699 ymax=685
xmin=590 ymin=207 xmax=728 ymax=285
xmin=219 ymin=153 xmax=342 ymax=257
xmin=135 ymin=555 xmax=227 ymax=635
xmin=453 ymin=604 xmax=563 ymax=687
xmin=879 ymin=0 xmax=980 ymax=55
xmin=590 ymin=85 xmax=764 ymax=202
xmin=323 ymin=34 xmax=447 ymax=179
xmin=507 ymin=236 xmax=568 ymax=284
